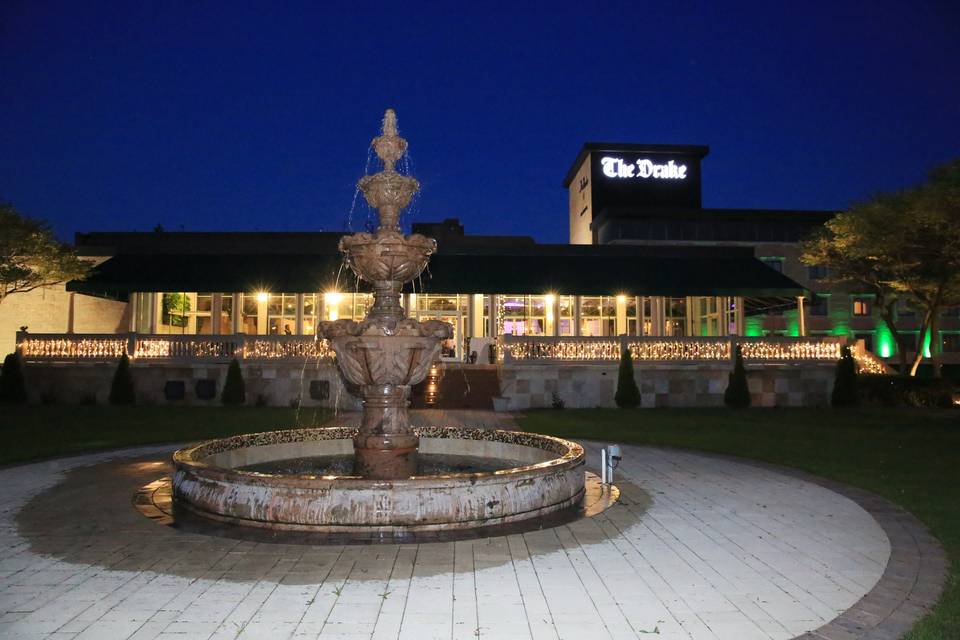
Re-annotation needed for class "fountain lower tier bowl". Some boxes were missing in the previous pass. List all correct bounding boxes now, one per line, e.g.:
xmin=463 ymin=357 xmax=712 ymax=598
xmin=172 ymin=427 xmax=585 ymax=533
xmin=323 ymin=331 xmax=447 ymax=387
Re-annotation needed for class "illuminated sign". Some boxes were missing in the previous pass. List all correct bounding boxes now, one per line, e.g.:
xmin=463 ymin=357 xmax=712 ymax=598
xmin=600 ymin=156 xmax=687 ymax=180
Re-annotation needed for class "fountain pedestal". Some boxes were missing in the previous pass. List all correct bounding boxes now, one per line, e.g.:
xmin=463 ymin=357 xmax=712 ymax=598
xmin=354 ymin=385 xmax=417 ymax=478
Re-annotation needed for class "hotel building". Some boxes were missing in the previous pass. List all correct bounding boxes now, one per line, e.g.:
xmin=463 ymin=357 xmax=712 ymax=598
xmin=5 ymin=143 xmax=956 ymax=407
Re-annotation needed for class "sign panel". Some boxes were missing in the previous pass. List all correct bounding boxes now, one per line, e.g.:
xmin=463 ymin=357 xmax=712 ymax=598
xmin=590 ymin=151 xmax=702 ymax=210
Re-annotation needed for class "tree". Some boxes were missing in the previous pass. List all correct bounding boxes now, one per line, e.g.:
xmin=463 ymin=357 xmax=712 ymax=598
xmin=0 ymin=203 xmax=90 ymax=305
xmin=801 ymin=200 xmax=909 ymax=373
xmin=801 ymin=159 xmax=960 ymax=377
xmin=614 ymin=344 xmax=640 ymax=408
xmin=832 ymin=346 xmax=859 ymax=407
xmin=723 ymin=345 xmax=751 ymax=408
xmin=221 ymin=358 xmax=246 ymax=405
xmin=0 ymin=351 xmax=27 ymax=404
xmin=109 ymin=353 xmax=135 ymax=405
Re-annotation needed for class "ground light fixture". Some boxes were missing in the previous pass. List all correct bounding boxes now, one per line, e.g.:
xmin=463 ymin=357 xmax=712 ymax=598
xmin=601 ymin=444 xmax=622 ymax=485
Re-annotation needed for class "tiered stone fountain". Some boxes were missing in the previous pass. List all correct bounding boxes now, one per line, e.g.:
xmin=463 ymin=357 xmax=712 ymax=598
xmin=171 ymin=111 xmax=586 ymax=535
xmin=320 ymin=109 xmax=452 ymax=479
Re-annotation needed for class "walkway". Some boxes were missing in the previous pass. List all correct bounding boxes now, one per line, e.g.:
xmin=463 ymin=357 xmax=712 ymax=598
xmin=0 ymin=429 xmax=943 ymax=639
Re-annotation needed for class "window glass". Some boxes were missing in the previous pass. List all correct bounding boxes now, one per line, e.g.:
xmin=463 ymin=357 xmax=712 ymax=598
xmin=303 ymin=294 xmax=317 ymax=335
xmin=267 ymin=294 xmax=297 ymax=335
xmin=579 ymin=296 xmax=616 ymax=336
xmin=665 ymin=297 xmax=686 ymax=336
xmin=853 ymin=298 xmax=871 ymax=316
xmin=242 ymin=294 xmax=259 ymax=334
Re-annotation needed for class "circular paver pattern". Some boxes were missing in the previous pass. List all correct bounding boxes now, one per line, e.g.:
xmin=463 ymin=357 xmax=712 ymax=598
xmin=0 ymin=441 xmax=943 ymax=640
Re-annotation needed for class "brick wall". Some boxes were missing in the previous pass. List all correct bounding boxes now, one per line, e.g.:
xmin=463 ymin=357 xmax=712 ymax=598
xmin=497 ymin=363 xmax=834 ymax=410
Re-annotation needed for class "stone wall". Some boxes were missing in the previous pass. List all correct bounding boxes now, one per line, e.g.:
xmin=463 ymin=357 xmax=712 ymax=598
xmin=496 ymin=362 xmax=835 ymax=410
xmin=0 ymin=286 xmax=128 ymax=356
xmin=23 ymin=361 xmax=361 ymax=410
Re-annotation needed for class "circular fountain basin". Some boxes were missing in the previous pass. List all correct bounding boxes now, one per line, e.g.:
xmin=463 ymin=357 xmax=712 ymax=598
xmin=172 ymin=427 xmax=585 ymax=533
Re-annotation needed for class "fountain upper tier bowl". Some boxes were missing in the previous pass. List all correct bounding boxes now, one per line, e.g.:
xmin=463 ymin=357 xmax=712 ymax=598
xmin=172 ymin=427 xmax=586 ymax=533
xmin=339 ymin=230 xmax=436 ymax=284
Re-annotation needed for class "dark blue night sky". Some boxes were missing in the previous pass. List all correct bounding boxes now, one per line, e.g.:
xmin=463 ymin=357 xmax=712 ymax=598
xmin=2 ymin=2 xmax=958 ymax=243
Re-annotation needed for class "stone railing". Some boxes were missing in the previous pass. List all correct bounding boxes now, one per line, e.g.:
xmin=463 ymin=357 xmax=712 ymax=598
xmin=16 ymin=332 xmax=334 ymax=364
xmin=499 ymin=335 xmax=848 ymax=365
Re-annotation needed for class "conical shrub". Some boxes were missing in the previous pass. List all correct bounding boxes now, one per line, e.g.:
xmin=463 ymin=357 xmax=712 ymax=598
xmin=0 ymin=351 xmax=27 ymax=404
xmin=724 ymin=345 xmax=751 ymax=409
xmin=108 ymin=352 xmax=135 ymax=405
xmin=221 ymin=357 xmax=246 ymax=405
xmin=614 ymin=345 xmax=640 ymax=408
xmin=832 ymin=345 xmax=859 ymax=407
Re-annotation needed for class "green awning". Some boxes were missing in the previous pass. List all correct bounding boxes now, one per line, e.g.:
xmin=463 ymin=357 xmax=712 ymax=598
xmin=68 ymin=245 xmax=806 ymax=298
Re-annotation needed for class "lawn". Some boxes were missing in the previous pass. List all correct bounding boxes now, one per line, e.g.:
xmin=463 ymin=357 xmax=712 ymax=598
xmin=517 ymin=408 xmax=959 ymax=640
xmin=0 ymin=405 xmax=332 ymax=466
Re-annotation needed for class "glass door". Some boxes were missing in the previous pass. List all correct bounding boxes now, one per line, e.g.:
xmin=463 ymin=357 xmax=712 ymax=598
xmin=422 ymin=312 xmax=461 ymax=360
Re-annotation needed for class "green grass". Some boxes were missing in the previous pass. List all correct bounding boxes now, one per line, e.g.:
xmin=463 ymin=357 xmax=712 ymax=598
xmin=517 ymin=408 xmax=960 ymax=640
xmin=0 ymin=405 xmax=332 ymax=466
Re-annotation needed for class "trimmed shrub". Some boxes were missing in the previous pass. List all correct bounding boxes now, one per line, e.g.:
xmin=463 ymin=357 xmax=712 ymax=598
xmin=832 ymin=346 xmax=859 ymax=408
xmin=108 ymin=353 xmax=135 ymax=404
xmin=858 ymin=374 xmax=955 ymax=408
xmin=221 ymin=358 xmax=246 ymax=405
xmin=724 ymin=345 xmax=751 ymax=409
xmin=0 ymin=351 xmax=27 ymax=404
xmin=614 ymin=345 xmax=640 ymax=408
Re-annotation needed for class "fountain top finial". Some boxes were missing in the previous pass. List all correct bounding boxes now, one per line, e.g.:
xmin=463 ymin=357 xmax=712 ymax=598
xmin=372 ymin=109 xmax=407 ymax=172
xmin=382 ymin=109 xmax=398 ymax=136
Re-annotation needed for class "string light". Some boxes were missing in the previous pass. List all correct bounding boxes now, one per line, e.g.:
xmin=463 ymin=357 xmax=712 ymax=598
xmin=17 ymin=333 xmax=880 ymax=372
xmin=503 ymin=336 xmax=848 ymax=363
xmin=18 ymin=335 xmax=334 ymax=362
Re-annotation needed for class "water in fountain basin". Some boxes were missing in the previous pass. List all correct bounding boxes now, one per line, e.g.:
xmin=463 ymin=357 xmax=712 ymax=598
xmin=238 ymin=453 xmax=526 ymax=476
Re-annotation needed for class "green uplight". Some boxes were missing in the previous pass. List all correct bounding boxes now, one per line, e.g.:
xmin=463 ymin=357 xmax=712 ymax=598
xmin=875 ymin=323 xmax=894 ymax=358
xmin=744 ymin=316 xmax=763 ymax=337
xmin=922 ymin=331 xmax=931 ymax=358
xmin=784 ymin=309 xmax=800 ymax=337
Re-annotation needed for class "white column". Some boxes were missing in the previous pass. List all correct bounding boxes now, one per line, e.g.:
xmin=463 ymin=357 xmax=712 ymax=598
xmin=471 ymin=294 xmax=485 ymax=337
xmin=573 ymin=295 xmax=581 ymax=337
xmin=652 ymin=297 xmax=664 ymax=336
xmin=149 ymin=293 xmax=159 ymax=334
xmin=735 ymin=296 xmax=745 ymax=336
xmin=797 ymin=296 xmax=807 ymax=337
xmin=127 ymin=293 xmax=137 ymax=332
xmin=296 ymin=293 xmax=305 ymax=335
xmin=211 ymin=294 xmax=222 ymax=335
xmin=615 ymin=295 xmax=628 ymax=336
xmin=257 ymin=295 xmax=267 ymax=335
xmin=232 ymin=294 xmax=242 ymax=333
xmin=550 ymin=294 xmax=560 ymax=336
xmin=489 ymin=294 xmax=499 ymax=337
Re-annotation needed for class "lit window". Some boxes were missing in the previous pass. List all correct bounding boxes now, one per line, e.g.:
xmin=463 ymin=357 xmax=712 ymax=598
xmin=852 ymin=298 xmax=871 ymax=316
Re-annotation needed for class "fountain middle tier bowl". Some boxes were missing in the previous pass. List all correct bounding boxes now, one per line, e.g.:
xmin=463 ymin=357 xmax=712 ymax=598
xmin=172 ymin=427 xmax=586 ymax=533
xmin=339 ymin=230 xmax=436 ymax=284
